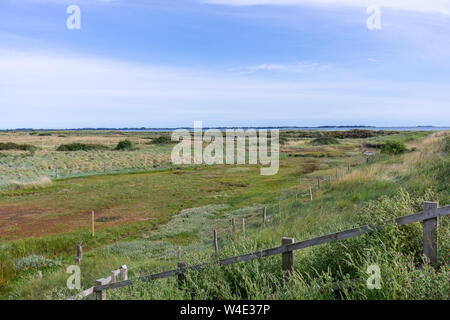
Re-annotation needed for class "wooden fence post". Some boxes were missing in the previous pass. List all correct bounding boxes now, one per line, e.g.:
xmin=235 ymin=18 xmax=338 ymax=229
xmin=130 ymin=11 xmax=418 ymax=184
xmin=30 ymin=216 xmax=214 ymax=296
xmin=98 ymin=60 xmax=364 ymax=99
xmin=335 ymin=167 xmax=338 ymax=180
xmin=55 ymin=166 xmax=59 ymax=179
xmin=309 ymin=186 xmax=313 ymax=201
xmin=231 ymin=218 xmax=235 ymax=236
xmin=317 ymin=177 xmax=320 ymax=189
xmin=76 ymin=242 xmax=82 ymax=265
xmin=177 ymin=261 xmax=187 ymax=288
xmin=119 ymin=265 xmax=128 ymax=281
xmin=110 ymin=270 xmax=116 ymax=285
xmin=422 ymin=201 xmax=439 ymax=264
xmin=178 ymin=247 xmax=182 ymax=261
xmin=91 ymin=211 xmax=95 ymax=237
xmin=281 ymin=237 xmax=295 ymax=276
xmin=263 ymin=206 xmax=267 ymax=225
xmin=95 ymin=278 xmax=108 ymax=300
xmin=242 ymin=218 xmax=246 ymax=237
xmin=214 ymin=229 xmax=219 ymax=253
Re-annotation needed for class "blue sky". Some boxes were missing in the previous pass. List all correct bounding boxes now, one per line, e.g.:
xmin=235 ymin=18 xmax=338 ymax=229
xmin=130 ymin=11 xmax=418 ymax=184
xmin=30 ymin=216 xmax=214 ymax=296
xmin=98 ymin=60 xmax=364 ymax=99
xmin=0 ymin=0 xmax=449 ymax=128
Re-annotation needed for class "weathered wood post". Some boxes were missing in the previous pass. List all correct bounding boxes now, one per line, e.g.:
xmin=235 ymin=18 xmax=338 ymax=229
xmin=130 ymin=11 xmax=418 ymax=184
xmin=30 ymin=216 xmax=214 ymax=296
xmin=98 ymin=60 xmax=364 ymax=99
xmin=119 ymin=265 xmax=128 ymax=281
xmin=422 ymin=201 xmax=439 ymax=264
xmin=231 ymin=218 xmax=235 ymax=236
xmin=281 ymin=237 xmax=295 ymax=277
xmin=213 ymin=229 xmax=219 ymax=253
xmin=242 ymin=218 xmax=246 ymax=237
xmin=91 ymin=211 xmax=95 ymax=237
xmin=178 ymin=247 xmax=182 ymax=261
xmin=95 ymin=278 xmax=108 ymax=300
xmin=317 ymin=177 xmax=321 ymax=189
xmin=76 ymin=242 xmax=82 ymax=265
xmin=309 ymin=186 xmax=313 ymax=201
xmin=110 ymin=270 xmax=116 ymax=285
xmin=335 ymin=167 xmax=338 ymax=180
xmin=177 ymin=262 xmax=187 ymax=288
xmin=263 ymin=206 xmax=267 ymax=225
xmin=55 ymin=166 xmax=59 ymax=179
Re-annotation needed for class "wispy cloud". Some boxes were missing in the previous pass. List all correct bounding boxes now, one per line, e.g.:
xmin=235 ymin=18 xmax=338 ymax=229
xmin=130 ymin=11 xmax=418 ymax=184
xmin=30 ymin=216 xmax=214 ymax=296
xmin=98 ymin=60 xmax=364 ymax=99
xmin=1 ymin=49 xmax=449 ymax=128
xmin=243 ymin=61 xmax=330 ymax=74
xmin=203 ymin=0 xmax=450 ymax=16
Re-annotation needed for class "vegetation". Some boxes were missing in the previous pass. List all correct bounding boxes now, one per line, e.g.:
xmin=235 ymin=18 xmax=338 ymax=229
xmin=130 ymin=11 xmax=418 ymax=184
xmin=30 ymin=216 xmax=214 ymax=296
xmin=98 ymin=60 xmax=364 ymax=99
xmin=115 ymin=139 xmax=133 ymax=150
xmin=0 ymin=142 xmax=36 ymax=152
xmin=149 ymin=135 xmax=175 ymax=144
xmin=381 ymin=140 xmax=408 ymax=155
xmin=0 ymin=129 xmax=448 ymax=300
xmin=56 ymin=143 xmax=109 ymax=151
xmin=310 ymin=136 xmax=339 ymax=145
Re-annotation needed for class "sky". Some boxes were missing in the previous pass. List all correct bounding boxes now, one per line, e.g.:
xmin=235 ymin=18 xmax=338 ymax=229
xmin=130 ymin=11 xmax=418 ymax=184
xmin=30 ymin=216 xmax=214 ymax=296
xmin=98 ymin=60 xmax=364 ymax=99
xmin=0 ymin=0 xmax=449 ymax=129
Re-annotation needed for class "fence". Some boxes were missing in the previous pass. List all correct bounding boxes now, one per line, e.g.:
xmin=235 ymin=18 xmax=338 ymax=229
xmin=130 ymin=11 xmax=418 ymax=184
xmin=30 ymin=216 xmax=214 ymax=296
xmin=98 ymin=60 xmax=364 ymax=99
xmin=74 ymin=201 xmax=448 ymax=300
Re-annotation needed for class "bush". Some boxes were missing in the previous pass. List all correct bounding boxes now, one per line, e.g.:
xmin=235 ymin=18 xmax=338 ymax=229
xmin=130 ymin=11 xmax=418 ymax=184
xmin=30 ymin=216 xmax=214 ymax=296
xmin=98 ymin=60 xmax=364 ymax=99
xmin=14 ymin=254 xmax=61 ymax=272
xmin=56 ymin=143 xmax=109 ymax=151
xmin=0 ymin=142 xmax=36 ymax=152
xmin=149 ymin=136 xmax=175 ymax=144
xmin=311 ymin=136 xmax=339 ymax=145
xmin=381 ymin=140 xmax=408 ymax=155
xmin=115 ymin=139 xmax=133 ymax=150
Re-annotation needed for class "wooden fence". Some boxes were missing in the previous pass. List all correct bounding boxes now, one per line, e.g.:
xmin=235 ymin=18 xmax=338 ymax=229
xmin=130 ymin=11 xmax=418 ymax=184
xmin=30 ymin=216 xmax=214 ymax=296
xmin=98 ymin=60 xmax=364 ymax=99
xmin=73 ymin=201 xmax=448 ymax=300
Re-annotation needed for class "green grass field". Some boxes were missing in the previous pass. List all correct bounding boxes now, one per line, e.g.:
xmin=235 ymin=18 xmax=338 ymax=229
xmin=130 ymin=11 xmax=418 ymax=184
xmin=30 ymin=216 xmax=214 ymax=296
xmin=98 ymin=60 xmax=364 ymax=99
xmin=0 ymin=129 xmax=448 ymax=300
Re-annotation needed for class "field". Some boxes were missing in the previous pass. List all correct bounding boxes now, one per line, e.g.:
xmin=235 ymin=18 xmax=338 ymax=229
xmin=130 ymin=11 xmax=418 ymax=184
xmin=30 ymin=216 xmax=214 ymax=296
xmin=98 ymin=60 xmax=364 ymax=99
xmin=0 ymin=129 xmax=448 ymax=300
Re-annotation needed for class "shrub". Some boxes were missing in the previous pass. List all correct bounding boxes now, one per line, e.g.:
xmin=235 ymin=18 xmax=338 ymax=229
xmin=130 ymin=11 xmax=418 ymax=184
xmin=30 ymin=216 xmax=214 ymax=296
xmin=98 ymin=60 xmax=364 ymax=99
xmin=149 ymin=136 xmax=175 ymax=144
xmin=311 ymin=136 xmax=339 ymax=145
xmin=14 ymin=254 xmax=61 ymax=272
xmin=56 ymin=143 xmax=109 ymax=151
xmin=115 ymin=139 xmax=133 ymax=150
xmin=0 ymin=142 xmax=36 ymax=152
xmin=381 ymin=140 xmax=408 ymax=155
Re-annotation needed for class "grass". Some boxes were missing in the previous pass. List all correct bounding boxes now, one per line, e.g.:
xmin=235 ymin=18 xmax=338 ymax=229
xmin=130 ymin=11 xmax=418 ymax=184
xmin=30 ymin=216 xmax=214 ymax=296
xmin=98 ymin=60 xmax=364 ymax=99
xmin=0 ymin=129 xmax=448 ymax=300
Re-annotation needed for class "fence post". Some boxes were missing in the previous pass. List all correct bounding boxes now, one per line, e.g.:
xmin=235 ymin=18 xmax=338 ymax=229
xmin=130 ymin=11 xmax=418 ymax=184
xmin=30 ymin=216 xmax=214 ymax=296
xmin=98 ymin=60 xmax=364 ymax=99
xmin=95 ymin=278 xmax=108 ymax=300
xmin=55 ymin=166 xmax=59 ymax=179
xmin=295 ymin=193 xmax=298 ymax=201
xmin=110 ymin=270 xmax=116 ymax=285
xmin=213 ymin=229 xmax=219 ymax=253
xmin=335 ymin=167 xmax=338 ymax=180
xmin=309 ymin=186 xmax=313 ymax=201
xmin=317 ymin=177 xmax=320 ymax=189
xmin=178 ymin=247 xmax=182 ymax=261
xmin=231 ymin=218 xmax=235 ymax=236
xmin=119 ymin=265 xmax=128 ymax=281
xmin=91 ymin=211 xmax=95 ymax=237
xmin=76 ymin=242 xmax=82 ymax=265
xmin=281 ymin=237 xmax=295 ymax=276
xmin=177 ymin=262 xmax=187 ymax=288
xmin=422 ymin=201 xmax=439 ymax=264
xmin=263 ymin=207 xmax=267 ymax=225
xmin=242 ymin=218 xmax=246 ymax=237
